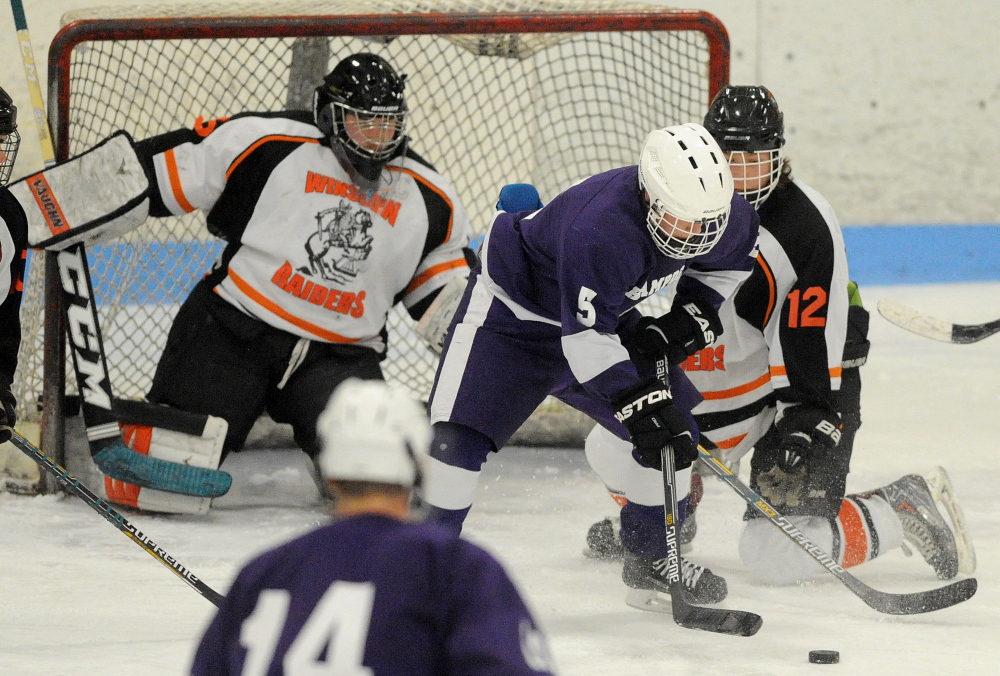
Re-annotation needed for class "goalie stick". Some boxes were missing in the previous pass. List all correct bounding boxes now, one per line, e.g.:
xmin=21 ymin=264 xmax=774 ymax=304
xmin=698 ymin=446 xmax=977 ymax=614
xmin=656 ymin=445 xmax=762 ymax=636
xmin=877 ymin=297 xmax=1000 ymax=344
xmin=8 ymin=430 xmax=224 ymax=607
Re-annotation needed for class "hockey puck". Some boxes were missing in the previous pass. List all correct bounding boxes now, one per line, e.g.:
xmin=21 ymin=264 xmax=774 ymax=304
xmin=808 ymin=650 xmax=839 ymax=664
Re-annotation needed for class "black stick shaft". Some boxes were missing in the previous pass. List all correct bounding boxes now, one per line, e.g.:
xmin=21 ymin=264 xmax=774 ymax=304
xmin=9 ymin=431 xmax=224 ymax=607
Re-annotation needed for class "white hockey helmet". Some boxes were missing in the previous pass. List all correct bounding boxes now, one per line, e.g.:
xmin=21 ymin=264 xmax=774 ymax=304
xmin=638 ymin=123 xmax=734 ymax=259
xmin=317 ymin=379 xmax=432 ymax=488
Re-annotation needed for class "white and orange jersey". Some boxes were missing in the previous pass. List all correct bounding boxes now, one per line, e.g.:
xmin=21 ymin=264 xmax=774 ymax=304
xmin=145 ymin=112 xmax=470 ymax=352
xmin=682 ymin=178 xmax=850 ymax=461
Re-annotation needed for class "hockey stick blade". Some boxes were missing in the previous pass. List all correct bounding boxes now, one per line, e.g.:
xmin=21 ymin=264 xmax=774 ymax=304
xmin=698 ymin=447 xmax=977 ymax=614
xmin=8 ymin=432 xmax=224 ymax=606
xmin=92 ymin=441 xmax=232 ymax=498
xmin=877 ymin=298 xmax=1000 ymax=344
xmin=671 ymin=596 xmax=763 ymax=636
xmin=660 ymin=446 xmax=762 ymax=636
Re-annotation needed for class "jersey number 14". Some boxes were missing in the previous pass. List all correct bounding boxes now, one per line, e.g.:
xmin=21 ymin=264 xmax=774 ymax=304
xmin=240 ymin=581 xmax=376 ymax=676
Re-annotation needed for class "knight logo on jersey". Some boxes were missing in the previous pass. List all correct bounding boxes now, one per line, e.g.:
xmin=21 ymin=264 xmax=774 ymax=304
xmin=304 ymin=199 xmax=374 ymax=284
xmin=625 ymin=269 xmax=682 ymax=301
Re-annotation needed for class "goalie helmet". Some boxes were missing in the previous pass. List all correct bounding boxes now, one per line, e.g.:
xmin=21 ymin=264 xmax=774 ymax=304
xmin=313 ymin=53 xmax=407 ymax=191
xmin=703 ymin=85 xmax=785 ymax=209
xmin=638 ymin=123 xmax=733 ymax=259
xmin=0 ymin=86 xmax=19 ymax=187
xmin=317 ymin=379 xmax=431 ymax=488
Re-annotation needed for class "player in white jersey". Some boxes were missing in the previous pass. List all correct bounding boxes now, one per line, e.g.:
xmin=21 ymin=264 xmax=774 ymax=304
xmin=99 ymin=54 xmax=472 ymax=510
xmin=0 ymin=87 xmax=27 ymax=450
xmin=585 ymin=86 xmax=975 ymax=584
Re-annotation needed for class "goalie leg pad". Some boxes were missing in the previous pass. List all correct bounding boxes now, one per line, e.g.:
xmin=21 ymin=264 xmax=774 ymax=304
xmin=92 ymin=401 xmax=232 ymax=500
xmin=9 ymin=131 xmax=149 ymax=250
xmin=105 ymin=476 xmax=211 ymax=515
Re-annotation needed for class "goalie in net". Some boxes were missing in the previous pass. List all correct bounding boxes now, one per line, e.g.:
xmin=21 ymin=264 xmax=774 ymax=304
xmin=17 ymin=53 xmax=472 ymax=514
xmin=584 ymin=86 xmax=976 ymax=583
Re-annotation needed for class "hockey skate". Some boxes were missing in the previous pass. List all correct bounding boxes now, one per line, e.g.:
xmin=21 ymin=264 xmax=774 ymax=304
xmin=873 ymin=470 xmax=970 ymax=580
xmin=623 ymin=553 xmax=728 ymax=613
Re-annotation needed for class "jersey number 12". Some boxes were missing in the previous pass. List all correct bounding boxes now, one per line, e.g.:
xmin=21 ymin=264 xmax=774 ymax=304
xmin=240 ymin=581 xmax=376 ymax=676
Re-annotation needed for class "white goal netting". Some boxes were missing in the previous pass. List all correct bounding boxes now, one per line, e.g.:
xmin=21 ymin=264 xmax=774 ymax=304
xmin=17 ymin=0 xmax=728 ymax=449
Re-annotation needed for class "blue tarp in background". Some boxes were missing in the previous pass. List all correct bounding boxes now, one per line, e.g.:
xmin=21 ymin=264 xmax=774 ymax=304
xmin=28 ymin=224 xmax=999 ymax=306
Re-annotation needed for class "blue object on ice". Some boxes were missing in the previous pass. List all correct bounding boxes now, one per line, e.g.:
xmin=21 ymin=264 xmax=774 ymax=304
xmin=93 ymin=440 xmax=232 ymax=498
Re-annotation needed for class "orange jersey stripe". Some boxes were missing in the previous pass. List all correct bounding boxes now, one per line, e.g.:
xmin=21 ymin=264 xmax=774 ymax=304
xmin=164 ymin=148 xmax=196 ymax=213
xmin=700 ymin=372 xmax=771 ymax=400
xmin=769 ymin=365 xmax=843 ymax=379
xmin=757 ymin=253 xmax=778 ymax=327
xmin=838 ymin=499 xmax=869 ymax=568
xmin=225 ymin=268 xmax=362 ymax=344
xmin=226 ymin=135 xmax=320 ymax=180
xmin=386 ymin=165 xmax=455 ymax=242
xmin=405 ymin=258 xmax=467 ymax=296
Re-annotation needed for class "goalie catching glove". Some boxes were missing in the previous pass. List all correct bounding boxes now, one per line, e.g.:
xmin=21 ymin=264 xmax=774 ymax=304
xmin=633 ymin=294 xmax=723 ymax=365
xmin=613 ymin=378 xmax=697 ymax=471
xmin=757 ymin=406 xmax=842 ymax=508
xmin=93 ymin=401 xmax=231 ymax=514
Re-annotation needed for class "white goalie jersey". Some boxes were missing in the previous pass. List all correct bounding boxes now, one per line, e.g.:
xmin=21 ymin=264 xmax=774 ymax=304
xmin=144 ymin=112 xmax=471 ymax=353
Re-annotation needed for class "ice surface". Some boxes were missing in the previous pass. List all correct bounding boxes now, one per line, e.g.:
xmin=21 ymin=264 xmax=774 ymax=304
xmin=1 ymin=282 xmax=999 ymax=675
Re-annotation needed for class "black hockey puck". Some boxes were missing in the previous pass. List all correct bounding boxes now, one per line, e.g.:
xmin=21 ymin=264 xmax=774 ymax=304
xmin=808 ymin=650 xmax=839 ymax=664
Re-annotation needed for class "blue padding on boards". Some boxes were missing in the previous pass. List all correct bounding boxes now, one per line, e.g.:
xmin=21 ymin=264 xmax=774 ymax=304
xmin=842 ymin=224 xmax=1000 ymax=285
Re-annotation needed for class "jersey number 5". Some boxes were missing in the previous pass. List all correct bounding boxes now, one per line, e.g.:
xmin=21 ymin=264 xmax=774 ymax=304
xmin=786 ymin=287 xmax=827 ymax=328
xmin=240 ymin=582 xmax=376 ymax=676
xmin=576 ymin=287 xmax=597 ymax=327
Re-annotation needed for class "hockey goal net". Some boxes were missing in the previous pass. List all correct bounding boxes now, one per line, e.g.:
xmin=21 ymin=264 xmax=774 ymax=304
xmin=19 ymin=0 xmax=728 ymax=457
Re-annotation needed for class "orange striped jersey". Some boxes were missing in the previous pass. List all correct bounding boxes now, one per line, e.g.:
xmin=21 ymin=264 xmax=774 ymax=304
xmin=143 ymin=112 xmax=470 ymax=353
xmin=0 ymin=185 xmax=27 ymax=382
xmin=682 ymin=178 xmax=850 ymax=460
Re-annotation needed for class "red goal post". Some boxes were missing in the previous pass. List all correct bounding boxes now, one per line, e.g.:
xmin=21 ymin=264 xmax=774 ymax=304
xmin=24 ymin=0 xmax=729 ymax=462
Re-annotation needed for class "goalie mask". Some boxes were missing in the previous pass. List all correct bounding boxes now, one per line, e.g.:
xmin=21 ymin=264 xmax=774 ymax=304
xmin=317 ymin=379 xmax=431 ymax=488
xmin=314 ymin=53 xmax=407 ymax=191
xmin=638 ymin=123 xmax=733 ymax=259
xmin=0 ymin=86 xmax=19 ymax=187
xmin=703 ymin=85 xmax=785 ymax=209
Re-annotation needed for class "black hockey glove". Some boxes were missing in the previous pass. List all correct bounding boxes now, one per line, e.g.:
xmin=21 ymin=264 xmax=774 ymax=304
xmin=633 ymin=295 xmax=723 ymax=365
xmin=757 ymin=406 xmax=842 ymax=507
xmin=613 ymin=378 xmax=697 ymax=471
xmin=0 ymin=382 xmax=16 ymax=444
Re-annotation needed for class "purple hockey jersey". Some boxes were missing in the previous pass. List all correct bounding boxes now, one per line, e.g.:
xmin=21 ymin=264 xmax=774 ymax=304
xmin=191 ymin=515 xmax=555 ymax=676
xmin=481 ymin=166 xmax=759 ymax=403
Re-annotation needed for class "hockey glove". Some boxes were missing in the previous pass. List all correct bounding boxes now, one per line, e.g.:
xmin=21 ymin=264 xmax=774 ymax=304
xmin=633 ymin=294 xmax=723 ymax=365
xmin=496 ymin=183 xmax=543 ymax=213
xmin=613 ymin=378 xmax=697 ymax=471
xmin=757 ymin=406 xmax=842 ymax=508
xmin=0 ymin=382 xmax=15 ymax=444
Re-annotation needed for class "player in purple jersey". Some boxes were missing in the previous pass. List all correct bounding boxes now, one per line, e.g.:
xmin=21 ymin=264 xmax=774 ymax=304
xmin=420 ymin=123 xmax=760 ymax=609
xmin=191 ymin=379 xmax=556 ymax=676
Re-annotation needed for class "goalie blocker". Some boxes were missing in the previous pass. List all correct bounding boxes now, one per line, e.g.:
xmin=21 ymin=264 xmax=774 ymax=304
xmin=101 ymin=400 xmax=231 ymax=514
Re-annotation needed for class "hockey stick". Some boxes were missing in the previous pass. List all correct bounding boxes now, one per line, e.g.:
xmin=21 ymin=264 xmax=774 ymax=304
xmin=10 ymin=0 xmax=55 ymax=166
xmin=658 ymin=445 xmax=762 ymax=636
xmin=8 ymin=430 xmax=224 ymax=607
xmin=877 ymin=298 xmax=1000 ymax=344
xmin=698 ymin=446 xmax=977 ymax=614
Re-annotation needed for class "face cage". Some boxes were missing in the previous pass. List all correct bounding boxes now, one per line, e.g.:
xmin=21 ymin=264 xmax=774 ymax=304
xmin=335 ymin=102 xmax=407 ymax=161
xmin=0 ymin=130 xmax=18 ymax=186
xmin=646 ymin=202 xmax=731 ymax=259
xmin=728 ymin=148 xmax=782 ymax=209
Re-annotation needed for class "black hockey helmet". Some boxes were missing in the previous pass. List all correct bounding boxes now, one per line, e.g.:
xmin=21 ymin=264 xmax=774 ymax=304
xmin=703 ymin=85 xmax=784 ymax=153
xmin=0 ymin=85 xmax=19 ymax=186
xmin=313 ymin=53 xmax=407 ymax=189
